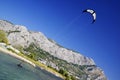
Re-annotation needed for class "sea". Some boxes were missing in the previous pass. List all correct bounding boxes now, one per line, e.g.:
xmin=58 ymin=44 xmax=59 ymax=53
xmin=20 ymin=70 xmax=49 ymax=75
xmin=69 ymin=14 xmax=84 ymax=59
xmin=0 ymin=51 xmax=63 ymax=80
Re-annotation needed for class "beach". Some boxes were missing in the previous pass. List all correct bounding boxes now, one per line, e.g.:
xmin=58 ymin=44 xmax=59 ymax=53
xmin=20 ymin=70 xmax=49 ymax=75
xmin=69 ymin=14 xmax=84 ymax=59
xmin=0 ymin=47 xmax=36 ymax=67
xmin=0 ymin=46 xmax=64 ymax=79
xmin=0 ymin=49 xmax=63 ymax=80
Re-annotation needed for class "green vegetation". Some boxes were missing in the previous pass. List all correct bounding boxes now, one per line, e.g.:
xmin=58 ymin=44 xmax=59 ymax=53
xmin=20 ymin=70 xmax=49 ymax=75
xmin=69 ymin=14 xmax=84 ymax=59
xmin=15 ymin=51 xmax=65 ymax=79
xmin=5 ymin=42 xmax=97 ymax=80
xmin=65 ymin=75 xmax=76 ymax=80
xmin=0 ymin=30 xmax=9 ymax=44
xmin=7 ymin=47 xmax=17 ymax=53
xmin=58 ymin=68 xmax=76 ymax=80
xmin=27 ymin=53 xmax=38 ymax=61
xmin=0 ymin=40 xmax=97 ymax=80
xmin=0 ymin=20 xmax=102 ymax=80
xmin=13 ymin=45 xmax=23 ymax=52
xmin=22 ymin=43 xmax=77 ymax=79
xmin=16 ymin=43 xmax=97 ymax=80
xmin=59 ymin=68 xmax=68 ymax=77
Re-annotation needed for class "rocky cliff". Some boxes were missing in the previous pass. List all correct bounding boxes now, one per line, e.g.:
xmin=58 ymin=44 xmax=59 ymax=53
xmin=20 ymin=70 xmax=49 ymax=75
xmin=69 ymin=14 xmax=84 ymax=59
xmin=0 ymin=20 xmax=106 ymax=80
xmin=0 ymin=20 xmax=95 ymax=65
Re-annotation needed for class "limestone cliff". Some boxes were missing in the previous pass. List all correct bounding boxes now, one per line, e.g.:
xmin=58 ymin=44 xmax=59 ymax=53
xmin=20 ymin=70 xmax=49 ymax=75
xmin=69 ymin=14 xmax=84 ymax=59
xmin=0 ymin=20 xmax=107 ymax=80
xmin=0 ymin=20 xmax=95 ymax=65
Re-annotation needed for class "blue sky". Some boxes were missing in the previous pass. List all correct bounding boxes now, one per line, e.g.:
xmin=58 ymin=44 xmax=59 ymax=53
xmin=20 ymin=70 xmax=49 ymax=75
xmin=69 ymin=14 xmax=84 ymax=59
xmin=0 ymin=0 xmax=119 ymax=80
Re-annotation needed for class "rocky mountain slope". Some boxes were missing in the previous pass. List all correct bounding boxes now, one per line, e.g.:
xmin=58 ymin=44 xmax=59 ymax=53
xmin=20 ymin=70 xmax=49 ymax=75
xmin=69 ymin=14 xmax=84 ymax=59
xmin=0 ymin=20 xmax=107 ymax=80
xmin=0 ymin=20 xmax=94 ymax=65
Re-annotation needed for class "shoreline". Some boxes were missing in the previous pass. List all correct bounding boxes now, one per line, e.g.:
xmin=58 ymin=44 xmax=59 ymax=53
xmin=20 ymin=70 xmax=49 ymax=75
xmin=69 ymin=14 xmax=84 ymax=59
xmin=0 ymin=46 xmax=64 ymax=79
xmin=0 ymin=47 xmax=36 ymax=67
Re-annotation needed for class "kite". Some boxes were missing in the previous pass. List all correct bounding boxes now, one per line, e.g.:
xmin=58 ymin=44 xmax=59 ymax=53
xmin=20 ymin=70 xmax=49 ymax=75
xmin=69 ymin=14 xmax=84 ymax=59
xmin=83 ymin=9 xmax=96 ymax=23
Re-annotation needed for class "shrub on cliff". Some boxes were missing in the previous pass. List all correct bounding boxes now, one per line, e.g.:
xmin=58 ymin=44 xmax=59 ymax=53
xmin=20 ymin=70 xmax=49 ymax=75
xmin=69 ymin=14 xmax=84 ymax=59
xmin=0 ymin=30 xmax=9 ymax=44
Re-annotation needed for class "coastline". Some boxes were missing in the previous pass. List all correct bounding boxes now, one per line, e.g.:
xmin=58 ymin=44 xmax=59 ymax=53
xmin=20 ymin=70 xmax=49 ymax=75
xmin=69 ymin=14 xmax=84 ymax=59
xmin=0 ymin=47 xmax=36 ymax=67
xmin=0 ymin=46 xmax=64 ymax=79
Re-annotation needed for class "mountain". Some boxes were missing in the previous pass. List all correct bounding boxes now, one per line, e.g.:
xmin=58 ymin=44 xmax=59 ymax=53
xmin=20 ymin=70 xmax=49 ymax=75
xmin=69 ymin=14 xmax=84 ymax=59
xmin=0 ymin=20 xmax=107 ymax=80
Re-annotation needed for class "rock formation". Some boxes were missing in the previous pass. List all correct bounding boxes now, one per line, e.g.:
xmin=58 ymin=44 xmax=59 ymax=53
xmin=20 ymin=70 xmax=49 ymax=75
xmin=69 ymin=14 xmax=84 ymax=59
xmin=0 ymin=20 xmax=107 ymax=80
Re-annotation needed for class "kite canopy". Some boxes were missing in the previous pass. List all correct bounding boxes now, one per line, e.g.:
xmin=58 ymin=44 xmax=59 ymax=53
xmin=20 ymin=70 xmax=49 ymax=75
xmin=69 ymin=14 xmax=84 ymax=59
xmin=83 ymin=9 xmax=96 ymax=23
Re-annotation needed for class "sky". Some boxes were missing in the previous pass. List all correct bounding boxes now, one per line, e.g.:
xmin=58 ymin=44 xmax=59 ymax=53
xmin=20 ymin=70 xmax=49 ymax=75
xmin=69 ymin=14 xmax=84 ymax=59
xmin=0 ymin=0 xmax=119 ymax=80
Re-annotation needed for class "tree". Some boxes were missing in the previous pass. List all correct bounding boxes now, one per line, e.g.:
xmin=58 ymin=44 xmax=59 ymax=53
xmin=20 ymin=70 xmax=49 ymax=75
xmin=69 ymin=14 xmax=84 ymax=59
xmin=65 ymin=75 xmax=71 ymax=80
xmin=59 ymin=68 xmax=65 ymax=75
xmin=59 ymin=68 xmax=69 ymax=76
xmin=71 ymin=75 xmax=76 ymax=80
xmin=27 ymin=53 xmax=37 ymax=61
xmin=0 ymin=30 xmax=9 ymax=44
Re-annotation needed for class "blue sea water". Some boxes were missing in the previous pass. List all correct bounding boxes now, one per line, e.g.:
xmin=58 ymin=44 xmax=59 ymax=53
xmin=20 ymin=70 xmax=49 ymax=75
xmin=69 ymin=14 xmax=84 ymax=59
xmin=0 ymin=51 xmax=63 ymax=80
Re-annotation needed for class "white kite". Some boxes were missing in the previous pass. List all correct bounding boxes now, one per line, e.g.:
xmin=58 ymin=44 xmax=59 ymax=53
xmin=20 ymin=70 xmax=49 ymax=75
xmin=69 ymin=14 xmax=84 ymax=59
xmin=83 ymin=9 xmax=96 ymax=23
